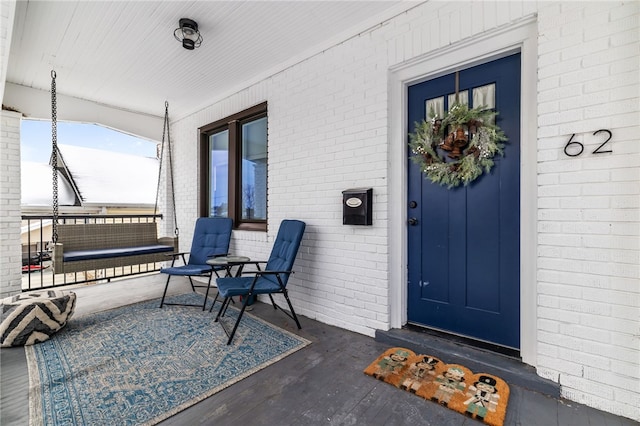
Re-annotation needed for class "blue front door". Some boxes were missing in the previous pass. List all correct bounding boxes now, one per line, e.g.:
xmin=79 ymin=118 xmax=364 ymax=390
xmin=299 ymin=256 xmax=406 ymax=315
xmin=407 ymin=54 xmax=521 ymax=349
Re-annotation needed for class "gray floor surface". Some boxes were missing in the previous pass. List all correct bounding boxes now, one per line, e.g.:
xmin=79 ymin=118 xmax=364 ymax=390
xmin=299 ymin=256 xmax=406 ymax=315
xmin=1 ymin=275 xmax=637 ymax=425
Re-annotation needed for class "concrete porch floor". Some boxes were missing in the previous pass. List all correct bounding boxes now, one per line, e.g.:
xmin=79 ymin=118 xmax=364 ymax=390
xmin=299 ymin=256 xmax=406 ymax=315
xmin=1 ymin=274 xmax=636 ymax=425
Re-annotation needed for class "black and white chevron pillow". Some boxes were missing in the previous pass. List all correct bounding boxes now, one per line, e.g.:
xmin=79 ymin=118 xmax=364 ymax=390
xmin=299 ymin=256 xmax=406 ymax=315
xmin=1 ymin=290 xmax=76 ymax=347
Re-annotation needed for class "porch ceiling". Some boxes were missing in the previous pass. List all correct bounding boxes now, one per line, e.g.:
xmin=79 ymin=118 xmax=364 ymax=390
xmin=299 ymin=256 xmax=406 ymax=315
xmin=6 ymin=1 xmax=411 ymax=122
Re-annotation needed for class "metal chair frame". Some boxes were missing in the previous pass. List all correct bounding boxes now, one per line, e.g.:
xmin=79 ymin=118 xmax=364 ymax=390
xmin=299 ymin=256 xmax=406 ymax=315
xmin=159 ymin=217 xmax=232 ymax=310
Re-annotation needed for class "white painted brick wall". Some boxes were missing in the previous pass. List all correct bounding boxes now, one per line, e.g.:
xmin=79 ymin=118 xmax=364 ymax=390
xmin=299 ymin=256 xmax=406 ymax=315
xmin=172 ymin=0 xmax=540 ymax=338
xmin=0 ymin=110 xmax=23 ymax=297
xmin=169 ymin=0 xmax=638 ymax=421
xmin=536 ymin=1 xmax=640 ymax=421
xmin=0 ymin=0 xmax=633 ymax=419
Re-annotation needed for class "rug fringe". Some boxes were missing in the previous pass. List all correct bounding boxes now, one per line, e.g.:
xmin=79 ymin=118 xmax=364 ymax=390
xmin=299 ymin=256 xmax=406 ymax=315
xmin=25 ymin=347 xmax=43 ymax=426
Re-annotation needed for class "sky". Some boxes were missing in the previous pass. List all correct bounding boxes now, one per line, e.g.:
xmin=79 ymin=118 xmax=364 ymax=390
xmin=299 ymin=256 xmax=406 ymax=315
xmin=21 ymin=119 xmax=158 ymax=163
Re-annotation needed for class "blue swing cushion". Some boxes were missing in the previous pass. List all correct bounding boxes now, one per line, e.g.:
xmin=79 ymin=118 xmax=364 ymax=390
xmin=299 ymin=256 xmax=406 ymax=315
xmin=63 ymin=244 xmax=173 ymax=262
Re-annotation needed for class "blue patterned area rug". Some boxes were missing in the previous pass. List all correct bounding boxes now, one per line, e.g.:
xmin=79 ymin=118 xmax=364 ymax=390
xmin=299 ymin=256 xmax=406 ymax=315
xmin=26 ymin=293 xmax=310 ymax=425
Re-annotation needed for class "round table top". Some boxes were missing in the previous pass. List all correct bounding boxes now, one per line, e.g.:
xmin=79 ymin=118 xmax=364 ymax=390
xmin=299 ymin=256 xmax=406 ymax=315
xmin=206 ymin=255 xmax=251 ymax=265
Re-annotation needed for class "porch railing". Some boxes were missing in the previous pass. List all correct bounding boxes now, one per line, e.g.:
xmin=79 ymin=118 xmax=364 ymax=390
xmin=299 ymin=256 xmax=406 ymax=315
xmin=21 ymin=214 xmax=168 ymax=291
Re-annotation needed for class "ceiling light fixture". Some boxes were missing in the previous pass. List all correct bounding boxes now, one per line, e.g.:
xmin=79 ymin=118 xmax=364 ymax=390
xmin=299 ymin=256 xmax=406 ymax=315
xmin=174 ymin=18 xmax=203 ymax=50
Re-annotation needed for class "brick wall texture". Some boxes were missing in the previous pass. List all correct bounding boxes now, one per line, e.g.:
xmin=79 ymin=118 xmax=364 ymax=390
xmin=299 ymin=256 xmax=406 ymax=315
xmin=168 ymin=1 xmax=640 ymax=420
xmin=171 ymin=2 xmax=639 ymax=420
xmin=0 ymin=111 xmax=23 ymax=297
xmin=1 ymin=0 xmax=636 ymax=421
xmin=534 ymin=2 xmax=639 ymax=419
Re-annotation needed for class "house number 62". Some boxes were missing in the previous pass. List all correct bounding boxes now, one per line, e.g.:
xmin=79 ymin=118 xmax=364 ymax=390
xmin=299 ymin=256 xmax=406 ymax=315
xmin=564 ymin=129 xmax=613 ymax=157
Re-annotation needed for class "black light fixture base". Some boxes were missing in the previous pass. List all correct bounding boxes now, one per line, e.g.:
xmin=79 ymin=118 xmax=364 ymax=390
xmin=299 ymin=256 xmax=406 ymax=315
xmin=179 ymin=18 xmax=198 ymax=33
xmin=174 ymin=18 xmax=203 ymax=50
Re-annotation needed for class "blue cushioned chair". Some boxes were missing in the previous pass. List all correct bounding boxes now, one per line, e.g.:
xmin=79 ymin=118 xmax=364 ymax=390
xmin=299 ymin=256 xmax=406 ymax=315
xmin=159 ymin=217 xmax=233 ymax=310
xmin=213 ymin=219 xmax=306 ymax=344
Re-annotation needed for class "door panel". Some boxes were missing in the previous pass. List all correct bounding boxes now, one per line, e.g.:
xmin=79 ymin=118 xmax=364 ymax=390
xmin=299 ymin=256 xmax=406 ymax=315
xmin=407 ymin=53 xmax=521 ymax=349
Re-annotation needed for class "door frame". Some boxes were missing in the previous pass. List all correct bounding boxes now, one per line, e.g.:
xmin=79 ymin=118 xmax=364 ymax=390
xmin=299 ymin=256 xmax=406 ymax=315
xmin=387 ymin=17 xmax=538 ymax=365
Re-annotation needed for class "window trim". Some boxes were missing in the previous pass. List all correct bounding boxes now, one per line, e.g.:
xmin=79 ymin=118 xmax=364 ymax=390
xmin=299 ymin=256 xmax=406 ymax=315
xmin=199 ymin=102 xmax=268 ymax=231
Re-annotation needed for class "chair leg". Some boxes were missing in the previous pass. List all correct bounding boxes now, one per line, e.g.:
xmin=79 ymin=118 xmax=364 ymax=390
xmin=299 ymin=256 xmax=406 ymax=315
xmin=282 ymin=290 xmax=302 ymax=330
xmin=209 ymin=292 xmax=219 ymax=313
xmin=226 ymin=297 xmax=251 ymax=345
xmin=159 ymin=275 xmax=172 ymax=308
xmin=202 ymin=273 xmax=213 ymax=311
xmin=266 ymin=291 xmax=302 ymax=329
xmin=160 ymin=274 xmax=214 ymax=309
xmin=187 ymin=277 xmax=196 ymax=292
xmin=214 ymin=297 xmax=231 ymax=322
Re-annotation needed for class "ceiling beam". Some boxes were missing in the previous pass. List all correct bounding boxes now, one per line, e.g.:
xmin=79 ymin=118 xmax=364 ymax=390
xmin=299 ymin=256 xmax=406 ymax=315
xmin=3 ymin=83 xmax=163 ymax=142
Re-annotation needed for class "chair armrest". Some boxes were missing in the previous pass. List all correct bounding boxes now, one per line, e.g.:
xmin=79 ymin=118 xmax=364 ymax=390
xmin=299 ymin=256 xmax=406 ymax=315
xmin=164 ymin=251 xmax=190 ymax=267
xmin=258 ymin=270 xmax=294 ymax=275
xmin=165 ymin=251 xmax=190 ymax=258
xmin=241 ymin=269 xmax=293 ymax=276
xmin=241 ymin=260 xmax=267 ymax=267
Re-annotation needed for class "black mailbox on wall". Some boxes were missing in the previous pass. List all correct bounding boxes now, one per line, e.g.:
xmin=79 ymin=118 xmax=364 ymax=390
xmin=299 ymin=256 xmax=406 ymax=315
xmin=342 ymin=188 xmax=372 ymax=225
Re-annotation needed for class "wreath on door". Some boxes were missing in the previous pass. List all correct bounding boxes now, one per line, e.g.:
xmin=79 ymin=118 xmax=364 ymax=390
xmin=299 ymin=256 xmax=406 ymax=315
xmin=409 ymin=103 xmax=507 ymax=188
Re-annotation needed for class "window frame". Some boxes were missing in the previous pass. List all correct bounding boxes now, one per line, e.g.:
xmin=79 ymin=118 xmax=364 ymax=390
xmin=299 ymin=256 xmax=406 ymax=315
xmin=198 ymin=102 xmax=268 ymax=231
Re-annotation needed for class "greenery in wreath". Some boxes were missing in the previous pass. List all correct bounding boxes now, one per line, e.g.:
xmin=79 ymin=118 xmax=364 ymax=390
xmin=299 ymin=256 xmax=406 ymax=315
xmin=409 ymin=103 xmax=507 ymax=188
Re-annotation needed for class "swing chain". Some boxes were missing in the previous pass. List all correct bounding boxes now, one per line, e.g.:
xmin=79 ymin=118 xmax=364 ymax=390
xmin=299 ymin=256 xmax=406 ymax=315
xmin=167 ymin=115 xmax=178 ymax=238
xmin=51 ymin=70 xmax=59 ymax=244
xmin=154 ymin=101 xmax=179 ymax=236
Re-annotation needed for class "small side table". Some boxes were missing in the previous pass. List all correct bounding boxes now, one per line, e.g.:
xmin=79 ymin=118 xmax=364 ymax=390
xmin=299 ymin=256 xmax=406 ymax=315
xmin=206 ymin=255 xmax=251 ymax=277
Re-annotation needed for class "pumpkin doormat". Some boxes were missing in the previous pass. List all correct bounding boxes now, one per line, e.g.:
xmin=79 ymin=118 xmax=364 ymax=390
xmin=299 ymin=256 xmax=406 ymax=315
xmin=364 ymin=347 xmax=509 ymax=426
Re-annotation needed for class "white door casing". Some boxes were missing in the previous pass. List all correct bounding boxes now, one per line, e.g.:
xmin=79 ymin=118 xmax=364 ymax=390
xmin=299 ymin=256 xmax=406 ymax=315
xmin=387 ymin=16 xmax=538 ymax=365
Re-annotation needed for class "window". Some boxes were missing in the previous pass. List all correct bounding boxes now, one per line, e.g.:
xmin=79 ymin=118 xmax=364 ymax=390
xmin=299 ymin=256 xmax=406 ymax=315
xmin=199 ymin=102 xmax=267 ymax=231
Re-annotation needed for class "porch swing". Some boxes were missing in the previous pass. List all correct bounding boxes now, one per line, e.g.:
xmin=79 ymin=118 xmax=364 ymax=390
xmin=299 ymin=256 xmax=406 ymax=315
xmin=50 ymin=71 xmax=178 ymax=275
